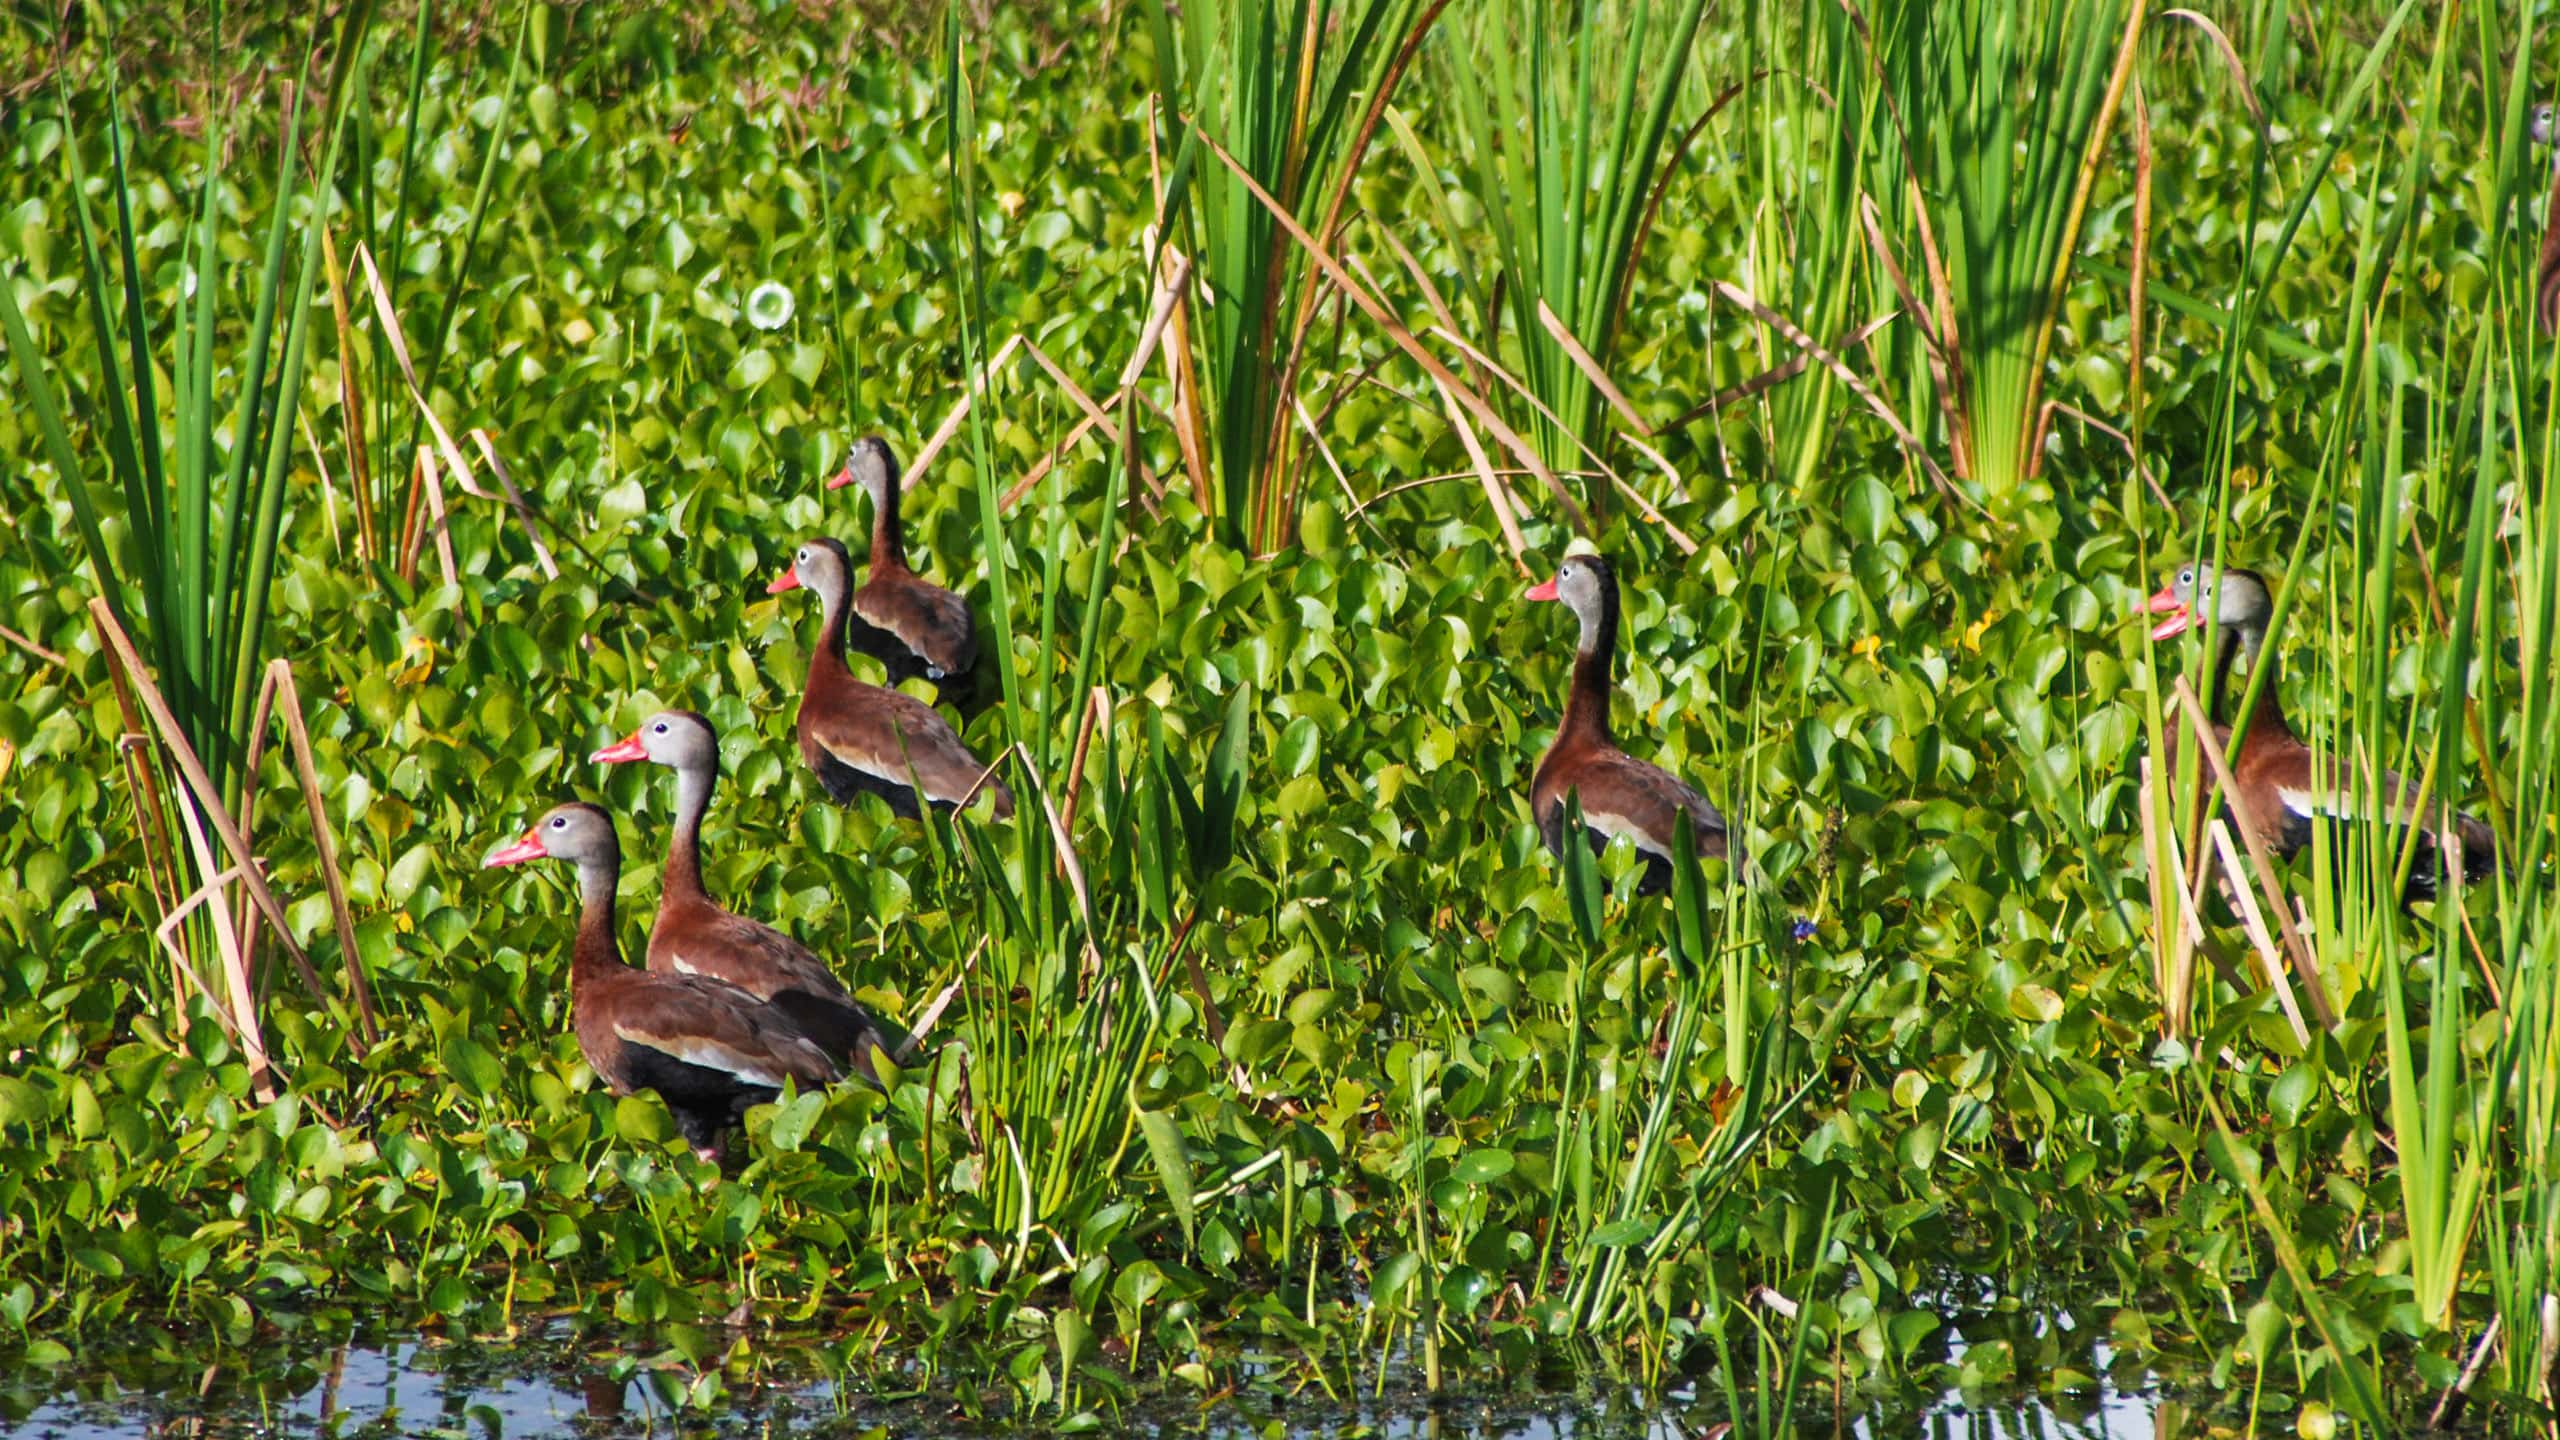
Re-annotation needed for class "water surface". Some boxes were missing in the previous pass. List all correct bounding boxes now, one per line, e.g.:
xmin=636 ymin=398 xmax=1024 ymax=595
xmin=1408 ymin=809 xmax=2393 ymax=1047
xmin=2 ymin=1325 xmax=2180 ymax=1438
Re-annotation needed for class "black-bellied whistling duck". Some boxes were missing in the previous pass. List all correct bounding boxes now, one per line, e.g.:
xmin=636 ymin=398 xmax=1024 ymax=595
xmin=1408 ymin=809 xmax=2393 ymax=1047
xmin=482 ymin=802 xmax=838 ymax=1162
xmin=591 ymin=710 xmax=899 ymax=1080
xmin=825 ymin=436 xmax=981 ymax=700
xmin=1526 ymin=552 xmax=1728 ymax=893
xmin=769 ymin=537 xmax=1016 ymax=820
xmin=2141 ymin=563 xmax=2496 ymax=900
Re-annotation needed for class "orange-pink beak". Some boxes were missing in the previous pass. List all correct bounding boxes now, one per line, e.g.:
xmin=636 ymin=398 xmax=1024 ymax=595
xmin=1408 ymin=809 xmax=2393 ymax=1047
xmin=2140 ymin=586 xmax=2191 ymax=640
xmin=824 ymin=461 xmax=855 ymax=491
xmin=483 ymin=827 xmax=548 ymax=868
xmin=590 ymin=730 xmax=649 ymax=765
xmin=766 ymin=570 xmax=802 ymax=595
xmin=1525 ymin=577 xmax=1560 ymax=602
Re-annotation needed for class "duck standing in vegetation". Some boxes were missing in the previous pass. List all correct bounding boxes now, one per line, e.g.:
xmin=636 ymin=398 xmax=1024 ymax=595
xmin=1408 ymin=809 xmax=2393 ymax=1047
xmin=826 ymin=436 xmax=982 ymax=703
xmin=2140 ymin=563 xmax=2495 ymax=899
xmin=591 ymin=710 xmax=899 ymax=1081
xmin=482 ymin=802 xmax=839 ymax=1162
xmin=1526 ymin=551 xmax=1729 ymax=893
xmin=769 ymin=537 xmax=1016 ymax=820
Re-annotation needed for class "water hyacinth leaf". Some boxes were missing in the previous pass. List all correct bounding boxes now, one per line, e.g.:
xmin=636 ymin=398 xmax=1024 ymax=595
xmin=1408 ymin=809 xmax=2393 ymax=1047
xmin=615 ymin=1096 xmax=676 ymax=1148
xmin=1054 ymin=1307 xmax=1091 ymax=1377
xmin=2007 ymin=984 xmax=2063 ymax=1025
xmin=765 ymin=1086 xmax=825 ymax=1152
xmin=1137 ymin=1107 xmax=1195 ymax=1247
xmin=440 ymin=1036 xmax=505 ymax=1098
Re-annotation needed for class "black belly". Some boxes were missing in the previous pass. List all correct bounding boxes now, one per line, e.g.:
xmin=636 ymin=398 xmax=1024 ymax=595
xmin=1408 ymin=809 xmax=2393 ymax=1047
xmin=1537 ymin=797 xmax=1672 ymax=896
xmin=2265 ymin=809 xmax=2494 ymax=904
xmin=615 ymin=1043 xmax=780 ymax=1151
xmin=770 ymin=989 xmax=901 ymax=1088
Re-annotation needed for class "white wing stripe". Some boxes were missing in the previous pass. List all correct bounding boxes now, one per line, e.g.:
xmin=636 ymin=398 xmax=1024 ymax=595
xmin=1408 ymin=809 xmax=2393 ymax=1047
xmin=1584 ymin=809 xmax=1673 ymax=860
xmin=617 ymin=1025 xmax=790 ymax=1087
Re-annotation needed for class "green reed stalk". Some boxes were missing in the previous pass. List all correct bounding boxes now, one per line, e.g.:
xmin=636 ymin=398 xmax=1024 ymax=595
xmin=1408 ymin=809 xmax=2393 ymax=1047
xmin=1442 ymin=0 xmax=1709 ymax=483
xmin=1733 ymin=0 xmax=1882 ymax=495
xmin=376 ymin=4 xmax=533 ymax=574
xmin=1869 ymin=0 xmax=2138 ymax=505
xmin=1151 ymin=0 xmax=1439 ymax=554
xmin=1 ymin=1 xmax=378 ymax=807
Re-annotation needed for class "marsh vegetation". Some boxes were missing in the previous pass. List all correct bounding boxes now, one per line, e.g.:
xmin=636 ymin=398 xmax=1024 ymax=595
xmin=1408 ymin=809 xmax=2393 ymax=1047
xmin=3 ymin=0 xmax=2559 ymax=1433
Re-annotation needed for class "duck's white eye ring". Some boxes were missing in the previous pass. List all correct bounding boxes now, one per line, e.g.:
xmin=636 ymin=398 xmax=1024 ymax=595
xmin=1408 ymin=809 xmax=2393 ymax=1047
xmin=550 ymin=816 xmax=568 ymax=829
xmin=652 ymin=722 xmax=668 ymax=734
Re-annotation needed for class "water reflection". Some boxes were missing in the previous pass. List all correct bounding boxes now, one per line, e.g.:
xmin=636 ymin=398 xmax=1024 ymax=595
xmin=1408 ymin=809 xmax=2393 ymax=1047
xmin=2 ymin=1328 xmax=2172 ymax=1439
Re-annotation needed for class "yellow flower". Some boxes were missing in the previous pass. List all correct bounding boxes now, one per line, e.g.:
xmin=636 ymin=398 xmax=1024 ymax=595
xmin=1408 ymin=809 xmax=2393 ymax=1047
xmin=394 ymin=635 xmax=437 ymax=686
xmin=1851 ymin=634 xmax=1883 ymax=667
xmin=1961 ymin=610 xmax=1999 ymax=652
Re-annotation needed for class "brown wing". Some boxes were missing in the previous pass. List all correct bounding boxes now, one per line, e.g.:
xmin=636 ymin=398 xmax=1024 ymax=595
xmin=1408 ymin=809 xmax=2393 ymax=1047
xmin=855 ymin=574 xmax=978 ymax=679
xmin=649 ymin=903 xmax=851 ymax=1007
xmin=1540 ymin=747 xmax=1726 ymax=860
xmin=2253 ymin=744 xmax=2496 ymax=871
xmin=602 ymin=971 xmax=839 ymax=1090
xmin=648 ymin=907 xmax=903 ymax=1080
xmin=806 ymin=681 xmax=1014 ymax=817
xmin=2541 ymin=161 xmax=2560 ymax=336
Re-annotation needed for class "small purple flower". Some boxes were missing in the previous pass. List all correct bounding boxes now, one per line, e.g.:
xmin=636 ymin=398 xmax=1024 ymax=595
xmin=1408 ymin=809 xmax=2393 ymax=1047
xmin=1790 ymin=918 xmax=1817 ymax=942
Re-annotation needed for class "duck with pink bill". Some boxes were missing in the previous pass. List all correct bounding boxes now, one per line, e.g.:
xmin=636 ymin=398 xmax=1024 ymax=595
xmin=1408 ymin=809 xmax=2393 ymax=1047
xmin=2137 ymin=562 xmax=2495 ymax=903
xmin=1524 ymin=548 xmax=1728 ymax=895
xmin=824 ymin=435 xmax=982 ymax=702
xmin=590 ymin=710 xmax=900 ymax=1082
xmin=484 ymin=802 xmax=839 ymax=1163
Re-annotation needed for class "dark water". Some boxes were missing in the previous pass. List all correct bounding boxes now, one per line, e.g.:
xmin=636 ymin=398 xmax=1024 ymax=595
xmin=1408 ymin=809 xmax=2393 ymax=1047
xmin=2 ymin=1331 xmax=2171 ymax=1439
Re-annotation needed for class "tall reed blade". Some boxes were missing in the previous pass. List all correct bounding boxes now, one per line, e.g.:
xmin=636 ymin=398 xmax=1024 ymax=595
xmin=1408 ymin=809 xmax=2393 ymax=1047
xmin=1153 ymin=0 xmax=1442 ymax=553
xmin=1443 ymin=0 xmax=1710 ymax=485
xmin=1869 ymin=0 xmax=2140 ymax=505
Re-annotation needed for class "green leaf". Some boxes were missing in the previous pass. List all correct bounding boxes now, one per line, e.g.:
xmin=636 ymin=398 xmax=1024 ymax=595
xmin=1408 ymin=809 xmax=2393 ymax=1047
xmin=616 ymin=1095 xmax=675 ymax=1147
xmin=0 ymin=1077 xmax=52 ymax=1127
xmin=1845 ymin=475 xmax=1895 ymax=546
xmin=766 ymin=1086 xmax=824 ymax=1152
xmin=2269 ymin=1064 xmax=2318 ymax=1129
xmin=1054 ymin=1307 xmax=1091 ymax=1377
xmin=1588 ymin=1216 xmax=1657 ymax=1249
xmin=440 ymin=1036 xmax=505 ymax=1099
xmin=1136 ymin=1107 xmax=1195 ymax=1246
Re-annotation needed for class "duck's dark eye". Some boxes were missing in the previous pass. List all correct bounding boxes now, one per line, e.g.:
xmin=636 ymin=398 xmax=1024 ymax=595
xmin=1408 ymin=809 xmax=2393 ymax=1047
xmin=550 ymin=817 xmax=567 ymax=829
xmin=652 ymin=722 xmax=668 ymax=734
xmin=2178 ymin=569 xmax=2193 ymax=584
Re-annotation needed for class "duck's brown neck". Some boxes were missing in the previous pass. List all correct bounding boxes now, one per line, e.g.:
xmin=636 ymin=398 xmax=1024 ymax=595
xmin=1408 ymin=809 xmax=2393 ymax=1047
xmin=662 ymin=762 xmax=714 ymax=902
xmin=813 ymin=579 xmax=854 ymax=668
xmin=868 ymin=478 xmax=906 ymax=572
xmin=571 ymin=856 xmax=625 ymax=978
xmin=2214 ymin=623 xmax=2294 ymax=743
xmin=1562 ymin=598 xmax=1617 ymax=746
